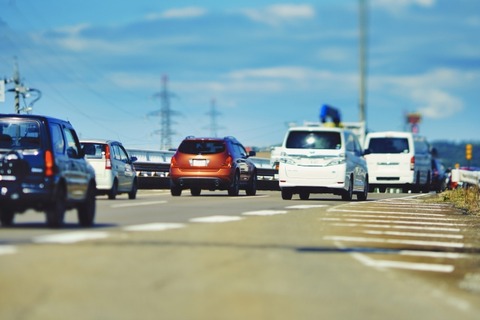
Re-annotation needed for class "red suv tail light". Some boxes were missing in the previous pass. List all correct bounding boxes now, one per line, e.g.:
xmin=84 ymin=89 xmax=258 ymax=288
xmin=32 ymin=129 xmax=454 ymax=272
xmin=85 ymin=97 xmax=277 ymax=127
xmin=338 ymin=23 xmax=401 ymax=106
xmin=170 ymin=156 xmax=178 ymax=168
xmin=45 ymin=150 xmax=54 ymax=177
xmin=410 ymin=156 xmax=415 ymax=170
xmin=105 ymin=144 xmax=112 ymax=169
xmin=222 ymin=155 xmax=233 ymax=168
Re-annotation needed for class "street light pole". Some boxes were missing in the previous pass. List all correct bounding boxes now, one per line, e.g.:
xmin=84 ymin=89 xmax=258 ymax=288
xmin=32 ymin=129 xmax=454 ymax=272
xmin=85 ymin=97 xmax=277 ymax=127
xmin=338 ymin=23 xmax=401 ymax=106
xmin=359 ymin=0 xmax=368 ymax=124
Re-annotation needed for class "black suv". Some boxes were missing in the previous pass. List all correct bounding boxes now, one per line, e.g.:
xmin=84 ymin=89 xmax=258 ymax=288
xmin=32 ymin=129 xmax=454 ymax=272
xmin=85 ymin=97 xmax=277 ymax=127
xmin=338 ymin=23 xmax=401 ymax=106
xmin=0 ymin=114 xmax=96 ymax=228
xmin=169 ymin=136 xmax=257 ymax=196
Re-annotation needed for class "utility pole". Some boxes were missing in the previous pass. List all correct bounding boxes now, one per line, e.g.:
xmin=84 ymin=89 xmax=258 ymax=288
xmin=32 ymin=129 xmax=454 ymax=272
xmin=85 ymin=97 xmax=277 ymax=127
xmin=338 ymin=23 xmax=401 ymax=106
xmin=150 ymin=75 xmax=176 ymax=150
xmin=359 ymin=0 xmax=368 ymax=124
xmin=206 ymin=98 xmax=222 ymax=137
xmin=3 ymin=57 xmax=41 ymax=114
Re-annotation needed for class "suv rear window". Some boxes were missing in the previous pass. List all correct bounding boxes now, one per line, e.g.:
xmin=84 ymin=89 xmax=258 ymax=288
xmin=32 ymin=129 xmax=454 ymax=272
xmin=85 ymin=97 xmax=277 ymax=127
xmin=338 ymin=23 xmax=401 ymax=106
xmin=0 ymin=119 xmax=41 ymax=149
xmin=178 ymin=140 xmax=226 ymax=155
xmin=286 ymin=131 xmax=341 ymax=149
xmin=368 ymin=137 xmax=409 ymax=154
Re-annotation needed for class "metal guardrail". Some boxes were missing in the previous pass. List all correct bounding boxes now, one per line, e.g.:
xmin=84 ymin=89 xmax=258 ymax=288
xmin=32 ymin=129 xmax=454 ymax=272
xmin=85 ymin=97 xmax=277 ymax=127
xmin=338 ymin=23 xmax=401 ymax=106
xmin=133 ymin=157 xmax=279 ymax=191
xmin=451 ymin=169 xmax=480 ymax=187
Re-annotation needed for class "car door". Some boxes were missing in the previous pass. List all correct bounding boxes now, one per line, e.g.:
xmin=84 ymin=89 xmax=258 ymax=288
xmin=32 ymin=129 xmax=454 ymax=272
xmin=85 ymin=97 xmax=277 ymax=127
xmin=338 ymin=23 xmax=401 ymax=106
xmin=111 ymin=143 xmax=134 ymax=192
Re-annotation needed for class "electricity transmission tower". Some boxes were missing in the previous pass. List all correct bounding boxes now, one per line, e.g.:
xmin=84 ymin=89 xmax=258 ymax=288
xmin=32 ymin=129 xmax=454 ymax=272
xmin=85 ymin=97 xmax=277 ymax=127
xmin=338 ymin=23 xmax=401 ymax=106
xmin=205 ymin=98 xmax=223 ymax=137
xmin=149 ymin=75 xmax=177 ymax=150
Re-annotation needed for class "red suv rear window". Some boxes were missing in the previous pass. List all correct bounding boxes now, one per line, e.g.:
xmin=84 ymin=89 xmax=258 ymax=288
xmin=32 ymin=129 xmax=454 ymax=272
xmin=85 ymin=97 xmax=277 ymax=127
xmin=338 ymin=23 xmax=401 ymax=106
xmin=178 ymin=140 xmax=225 ymax=155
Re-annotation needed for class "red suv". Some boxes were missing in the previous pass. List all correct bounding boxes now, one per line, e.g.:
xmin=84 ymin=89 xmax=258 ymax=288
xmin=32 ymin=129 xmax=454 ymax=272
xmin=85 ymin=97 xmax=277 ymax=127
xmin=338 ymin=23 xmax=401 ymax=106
xmin=169 ymin=136 xmax=257 ymax=196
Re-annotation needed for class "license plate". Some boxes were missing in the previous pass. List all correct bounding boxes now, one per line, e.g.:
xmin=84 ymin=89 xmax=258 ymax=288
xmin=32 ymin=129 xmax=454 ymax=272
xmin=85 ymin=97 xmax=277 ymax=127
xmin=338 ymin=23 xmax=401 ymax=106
xmin=191 ymin=159 xmax=207 ymax=167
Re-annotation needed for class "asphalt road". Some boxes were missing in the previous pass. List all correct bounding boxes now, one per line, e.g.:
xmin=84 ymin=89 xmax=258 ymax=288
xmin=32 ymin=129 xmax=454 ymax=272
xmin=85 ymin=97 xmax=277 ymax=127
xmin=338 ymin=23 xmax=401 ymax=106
xmin=1 ymin=190 xmax=480 ymax=320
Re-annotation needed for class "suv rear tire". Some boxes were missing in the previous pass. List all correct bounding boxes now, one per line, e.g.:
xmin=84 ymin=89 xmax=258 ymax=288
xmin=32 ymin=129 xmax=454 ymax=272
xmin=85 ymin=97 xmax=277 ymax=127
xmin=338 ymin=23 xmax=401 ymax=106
xmin=78 ymin=183 xmax=96 ymax=227
xmin=0 ymin=208 xmax=14 ymax=227
xmin=46 ymin=186 xmax=66 ymax=228
xmin=228 ymin=172 xmax=240 ymax=196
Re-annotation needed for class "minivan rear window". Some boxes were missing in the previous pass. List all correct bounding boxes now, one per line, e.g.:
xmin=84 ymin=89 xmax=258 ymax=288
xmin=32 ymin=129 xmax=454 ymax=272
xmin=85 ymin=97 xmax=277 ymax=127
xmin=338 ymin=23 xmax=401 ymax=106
xmin=368 ymin=138 xmax=409 ymax=154
xmin=178 ymin=140 xmax=225 ymax=155
xmin=0 ymin=119 xmax=41 ymax=149
xmin=81 ymin=143 xmax=106 ymax=158
xmin=286 ymin=131 xmax=341 ymax=149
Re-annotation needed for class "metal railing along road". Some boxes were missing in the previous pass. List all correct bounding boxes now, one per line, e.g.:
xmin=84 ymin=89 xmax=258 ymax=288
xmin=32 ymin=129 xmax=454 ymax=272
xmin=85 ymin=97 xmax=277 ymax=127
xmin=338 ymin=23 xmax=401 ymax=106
xmin=451 ymin=168 xmax=480 ymax=187
xmin=131 ymin=156 xmax=279 ymax=191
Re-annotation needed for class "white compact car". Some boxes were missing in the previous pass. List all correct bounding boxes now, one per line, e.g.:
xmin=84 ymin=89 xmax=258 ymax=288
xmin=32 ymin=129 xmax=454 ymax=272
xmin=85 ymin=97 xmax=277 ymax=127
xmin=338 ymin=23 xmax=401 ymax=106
xmin=81 ymin=139 xmax=138 ymax=200
xmin=363 ymin=131 xmax=432 ymax=193
xmin=278 ymin=126 xmax=368 ymax=201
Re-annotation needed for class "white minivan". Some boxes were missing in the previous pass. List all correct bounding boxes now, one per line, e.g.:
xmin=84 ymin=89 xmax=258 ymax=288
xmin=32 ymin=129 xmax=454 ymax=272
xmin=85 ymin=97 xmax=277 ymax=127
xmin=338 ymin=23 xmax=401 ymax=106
xmin=81 ymin=139 xmax=138 ymax=200
xmin=278 ymin=126 xmax=368 ymax=201
xmin=363 ymin=131 xmax=431 ymax=193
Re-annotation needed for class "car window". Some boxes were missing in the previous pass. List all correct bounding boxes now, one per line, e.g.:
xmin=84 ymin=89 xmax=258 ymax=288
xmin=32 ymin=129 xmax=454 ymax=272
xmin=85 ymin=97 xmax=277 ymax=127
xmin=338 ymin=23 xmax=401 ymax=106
xmin=82 ymin=143 xmax=105 ymax=158
xmin=49 ymin=123 xmax=65 ymax=154
xmin=0 ymin=119 xmax=41 ymax=149
xmin=178 ymin=140 xmax=225 ymax=155
xmin=286 ymin=131 xmax=341 ymax=150
xmin=62 ymin=127 xmax=80 ymax=158
xmin=368 ymin=138 xmax=409 ymax=154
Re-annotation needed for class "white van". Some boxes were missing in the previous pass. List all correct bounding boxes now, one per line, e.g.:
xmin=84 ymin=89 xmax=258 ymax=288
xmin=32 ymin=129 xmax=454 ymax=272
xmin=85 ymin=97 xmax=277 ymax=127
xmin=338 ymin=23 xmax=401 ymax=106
xmin=363 ymin=131 xmax=431 ymax=193
xmin=278 ymin=126 xmax=368 ymax=201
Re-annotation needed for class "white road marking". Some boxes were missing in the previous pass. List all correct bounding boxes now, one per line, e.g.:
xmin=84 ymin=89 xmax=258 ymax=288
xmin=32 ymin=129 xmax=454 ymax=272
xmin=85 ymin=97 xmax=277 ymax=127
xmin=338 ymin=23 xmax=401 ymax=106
xmin=0 ymin=245 xmax=17 ymax=256
xmin=229 ymin=195 xmax=269 ymax=200
xmin=351 ymin=252 xmax=455 ymax=273
xmin=328 ymin=222 xmax=460 ymax=232
xmin=190 ymin=215 xmax=244 ymax=223
xmin=399 ymin=250 xmax=469 ymax=259
xmin=344 ymin=214 xmax=457 ymax=221
xmin=328 ymin=208 xmax=446 ymax=217
xmin=111 ymin=200 xmax=167 ymax=208
xmin=324 ymin=235 xmax=465 ymax=248
xmin=33 ymin=231 xmax=110 ymax=244
xmin=242 ymin=210 xmax=288 ymax=216
xmin=362 ymin=230 xmax=463 ymax=239
xmin=123 ymin=223 xmax=186 ymax=232
xmin=321 ymin=217 xmax=467 ymax=227
xmin=286 ymin=205 xmax=328 ymax=209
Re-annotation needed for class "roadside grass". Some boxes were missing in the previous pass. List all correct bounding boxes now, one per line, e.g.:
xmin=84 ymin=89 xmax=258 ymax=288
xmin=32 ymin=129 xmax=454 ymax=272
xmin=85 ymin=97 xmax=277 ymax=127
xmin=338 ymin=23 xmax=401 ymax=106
xmin=430 ymin=186 xmax=480 ymax=215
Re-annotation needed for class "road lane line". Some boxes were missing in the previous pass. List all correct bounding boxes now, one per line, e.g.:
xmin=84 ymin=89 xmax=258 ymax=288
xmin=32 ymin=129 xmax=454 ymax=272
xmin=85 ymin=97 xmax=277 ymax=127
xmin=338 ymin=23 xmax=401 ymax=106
xmin=229 ymin=195 xmax=269 ymax=200
xmin=324 ymin=235 xmax=465 ymax=248
xmin=33 ymin=231 xmax=110 ymax=244
xmin=123 ymin=223 xmax=186 ymax=232
xmin=327 ymin=222 xmax=460 ymax=232
xmin=399 ymin=251 xmax=469 ymax=259
xmin=286 ymin=205 xmax=329 ymax=209
xmin=328 ymin=209 xmax=446 ymax=217
xmin=362 ymin=230 xmax=464 ymax=239
xmin=321 ymin=217 xmax=467 ymax=227
xmin=110 ymin=200 xmax=167 ymax=208
xmin=343 ymin=214 xmax=457 ymax=221
xmin=242 ymin=210 xmax=288 ymax=216
xmin=0 ymin=245 xmax=17 ymax=256
xmin=351 ymin=252 xmax=455 ymax=273
xmin=190 ymin=215 xmax=244 ymax=223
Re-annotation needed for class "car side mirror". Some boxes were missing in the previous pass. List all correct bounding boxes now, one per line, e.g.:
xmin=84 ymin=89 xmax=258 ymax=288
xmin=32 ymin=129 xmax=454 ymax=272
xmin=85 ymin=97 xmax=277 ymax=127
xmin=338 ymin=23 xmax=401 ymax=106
xmin=364 ymin=149 xmax=371 ymax=155
xmin=248 ymin=150 xmax=256 ymax=157
xmin=67 ymin=147 xmax=79 ymax=158
xmin=130 ymin=156 xmax=138 ymax=163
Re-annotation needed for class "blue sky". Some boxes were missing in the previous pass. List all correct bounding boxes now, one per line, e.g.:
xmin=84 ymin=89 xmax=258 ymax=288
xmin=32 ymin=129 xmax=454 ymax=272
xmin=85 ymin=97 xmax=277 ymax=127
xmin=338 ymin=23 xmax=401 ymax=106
xmin=1 ymin=0 xmax=479 ymax=150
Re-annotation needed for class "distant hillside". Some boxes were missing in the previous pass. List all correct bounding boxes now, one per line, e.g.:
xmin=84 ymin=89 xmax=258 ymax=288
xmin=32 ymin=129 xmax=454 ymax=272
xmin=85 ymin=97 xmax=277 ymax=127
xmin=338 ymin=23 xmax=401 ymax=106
xmin=431 ymin=140 xmax=480 ymax=169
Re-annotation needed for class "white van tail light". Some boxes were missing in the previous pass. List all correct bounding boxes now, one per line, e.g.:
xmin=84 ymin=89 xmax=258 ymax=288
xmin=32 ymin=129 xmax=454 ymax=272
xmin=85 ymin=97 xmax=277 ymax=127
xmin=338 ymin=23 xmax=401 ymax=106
xmin=410 ymin=156 xmax=415 ymax=170
xmin=105 ymin=145 xmax=112 ymax=170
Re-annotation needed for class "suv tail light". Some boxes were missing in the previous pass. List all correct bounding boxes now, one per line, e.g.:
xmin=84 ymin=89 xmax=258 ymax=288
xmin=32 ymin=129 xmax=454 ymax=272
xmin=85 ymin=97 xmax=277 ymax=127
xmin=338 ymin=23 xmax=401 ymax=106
xmin=222 ymin=155 xmax=233 ymax=168
xmin=105 ymin=144 xmax=112 ymax=169
xmin=410 ymin=156 xmax=415 ymax=171
xmin=170 ymin=156 xmax=178 ymax=168
xmin=45 ymin=150 xmax=54 ymax=177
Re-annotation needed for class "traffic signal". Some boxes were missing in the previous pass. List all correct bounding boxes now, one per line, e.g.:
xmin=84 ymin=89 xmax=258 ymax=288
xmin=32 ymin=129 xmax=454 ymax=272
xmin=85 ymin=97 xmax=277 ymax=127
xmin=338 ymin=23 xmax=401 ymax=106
xmin=466 ymin=144 xmax=473 ymax=160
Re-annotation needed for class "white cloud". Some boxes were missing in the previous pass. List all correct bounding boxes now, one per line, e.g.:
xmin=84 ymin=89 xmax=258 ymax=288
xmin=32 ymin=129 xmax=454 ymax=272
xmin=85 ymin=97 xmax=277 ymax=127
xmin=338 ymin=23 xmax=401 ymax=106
xmin=371 ymin=0 xmax=436 ymax=13
xmin=145 ymin=7 xmax=207 ymax=21
xmin=241 ymin=4 xmax=315 ymax=26
xmin=412 ymin=88 xmax=463 ymax=119
xmin=371 ymin=68 xmax=477 ymax=119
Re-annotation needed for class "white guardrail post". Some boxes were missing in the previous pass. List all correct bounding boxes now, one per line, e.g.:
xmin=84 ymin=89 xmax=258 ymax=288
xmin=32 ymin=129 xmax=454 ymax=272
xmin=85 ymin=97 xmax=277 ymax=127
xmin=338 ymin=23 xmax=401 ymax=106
xmin=451 ymin=169 xmax=480 ymax=187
